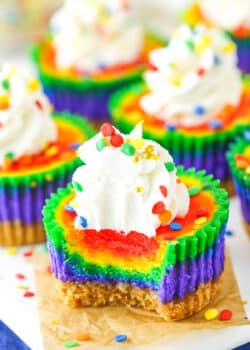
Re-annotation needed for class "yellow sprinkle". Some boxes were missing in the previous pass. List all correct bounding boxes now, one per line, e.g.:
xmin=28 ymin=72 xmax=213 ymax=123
xmin=133 ymin=155 xmax=140 ymax=163
xmin=45 ymin=146 xmax=58 ymax=157
xmin=204 ymin=308 xmax=218 ymax=320
xmin=59 ymin=337 xmax=68 ymax=342
xmin=0 ymin=95 xmax=10 ymax=110
xmin=70 ymin=198 xmax=79 ymax=209
xmin=7 ymin=67 xmax=16 ymax=79
xmin=51 ymin=319 xmax=59 ymax=326
xmin=131 ymin=138 xmax=145 ymax=150
xmin=6 ymin=247 xmax=17 ymax=256
xmin=241 ymin=300 xmax=248 ymax=304
xmin=151 ymin=153 xmax=160 ymax=160
xmin=45 ymin=174 xmax=53 ymax=182
xmin=136 ymin=186 xmax=143 ymax=193
xmin=222 ymin=42 xmax=236 ymax=53
xmin=142 ymin=151 xmax=152 ymax=159
xmin=18 ymin=285 xmax=29 ymax=291
xmin=246 ymin=166 xmax=250 ymax=174
xmin=30 ymin=181 xmax=37 ymax=188
xmin=170 ymin=77 xmax=181 ymax=87
xmin=194 ymin=216 xmax=207 ymax=226
xmin=145 ymin=145 xmax=154 ymax=153
xmin=196 ymin=35 xmax=211 ymax=53
xmin=28 ymin=79 xmax=40 ymax=92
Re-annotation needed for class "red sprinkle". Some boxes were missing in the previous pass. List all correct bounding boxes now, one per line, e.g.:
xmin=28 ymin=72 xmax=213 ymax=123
xmin=219 ymin=309 xmax=232 ymax=321
xmin=197 ymin=68 xmax=205 ymax=76
xmin=110 ymin=134 xmax=124 ymax=147
xmin=159 ymin=185 xmax=168 ymax=198
xmin=152 ymin=201 xmax=165 ymax=214
xmin=35 ymin=100 xmax=43 ymax=110
xmin=100 ymin=123 xmax=115 ymax=137
xmin=16 ymin=273 xmax=26 ymax=280
xmin=23 ymin=291 xmax=35 ymax=298
xmin=47 ymin=265 xmax=52 ymax=274
xmin=23 ymin=250 xmax=32 ymax=257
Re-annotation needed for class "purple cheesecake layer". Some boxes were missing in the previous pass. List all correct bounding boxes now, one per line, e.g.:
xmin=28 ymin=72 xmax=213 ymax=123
xmin=233 ymin=178 xmax=250 ymax=224
xmin=0 ymin=172 xmax=71 ymax=224
xmin=232 ymin=38 xmax=250 ymax=74
xmin=47 ymin=233 xmax=225 ymax=304
xmin=44 ymin=87 xmax=113 ymax=122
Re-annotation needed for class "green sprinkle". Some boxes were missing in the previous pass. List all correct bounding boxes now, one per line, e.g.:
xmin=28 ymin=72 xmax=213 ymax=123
xmin=2 ymin=79 xmax=10 ymax=90
xmin=5 ymin=151 xmax=14 ymax=160
xmin=72 ymin=181 xmax=83 ymax=192
xmin=96 ymin=138 xmax=106 ymax=151
xmin=188 ymin=186 xmax=200 ymax=196
xmin=120 ymin=143 xmax=135 ymax=156
xmin=185 ymin=40 xmax=195 ymax=51
xmin=64 ymin=341 xmax=79 ymax=348
xmin=165 ymin=162 xmax=175 ymax=172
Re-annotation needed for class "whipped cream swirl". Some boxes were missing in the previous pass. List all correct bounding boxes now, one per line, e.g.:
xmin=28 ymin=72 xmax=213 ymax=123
xmin=0 ymin=65 xmax=57 ymax=166
xmin=50 ymin=0 xmax=144 ymax=72
xmin=140 ymin=25 xmax=242 ymax=127
xmin=199 ymin=0 xmax=250 ymax=31
xmin=70 ymin=123 xmax=190 ymax=238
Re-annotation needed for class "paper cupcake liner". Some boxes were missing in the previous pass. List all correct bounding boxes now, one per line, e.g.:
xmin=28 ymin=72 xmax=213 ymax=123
xmin=0 ymin=113 xmax=95 ymax=246
xmin=227 ymin=138 xmax=250 ymax=225
xmin=229 ymin=33 xmax=250 ymax=74
xmin=110 ymin=82 xmax=249 ymax=183
xmin=43 ymin=166 xmax=229 ymax=285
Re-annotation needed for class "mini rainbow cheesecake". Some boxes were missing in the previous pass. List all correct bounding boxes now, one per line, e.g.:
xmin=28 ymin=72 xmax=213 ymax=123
xmin=0 ymin=65 xmax=95 ymax=246
xmin=31 ymin=0 xmax=165 ymax=123
xmin=110 ymin=25 xmax=250 ymax=194
xmin=43 ymin=122 xmax=229 ymax=320
xmin=227 ymin=132 xmax=250 ymax=235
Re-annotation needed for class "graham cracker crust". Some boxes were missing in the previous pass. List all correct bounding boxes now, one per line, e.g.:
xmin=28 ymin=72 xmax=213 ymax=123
xmin=221 ymin=178 xmax=234 ymax=197
xmin=0 ymin=221 xmax=45 ymax=246
xmin=56 ymin=276 xmax=222 ymax=321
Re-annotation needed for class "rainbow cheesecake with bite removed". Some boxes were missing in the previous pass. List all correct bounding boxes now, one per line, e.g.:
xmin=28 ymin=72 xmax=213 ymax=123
xmin=0 ymin=64 xmax=95 ymax=246
xmin=43 ymin=123 xmax=229 ymax=320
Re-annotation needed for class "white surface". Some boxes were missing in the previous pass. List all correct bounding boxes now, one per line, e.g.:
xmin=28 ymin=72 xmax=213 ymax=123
xmin=0 ymin=197 xmax=250 ymax=350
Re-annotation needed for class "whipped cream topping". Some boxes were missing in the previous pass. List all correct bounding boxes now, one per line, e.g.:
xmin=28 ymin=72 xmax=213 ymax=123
xmin=70 ymin=123 xmax=190 ymax=238
xmin=50 ymin=0 xmax=144 ymax=72
xmin=0 ymin=65 xmax=57 ymax=166
xmin=140 ymin=25 xmax=242 ymax=127
xmin=199 ymin=0 xmax=250 ymax=31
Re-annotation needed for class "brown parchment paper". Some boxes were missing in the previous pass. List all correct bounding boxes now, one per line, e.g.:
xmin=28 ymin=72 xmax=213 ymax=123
xmin=34 ymin=251 xmax=250 ymax=350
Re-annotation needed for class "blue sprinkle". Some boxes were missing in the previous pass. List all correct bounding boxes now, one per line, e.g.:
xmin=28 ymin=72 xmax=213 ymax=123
xmin=225 ymin=230 xmax=234 ymax=237
xmin=114 ymin=334 xmax=127 ymax=343
xmin=64 ymin=205 xmax=75 ymax=213
xmin=70 ymin=143 xmax=81 ymax=150
xmin=243 ymin=130 xmax=250 ymax=142
xmin=166 ymin=124 xmax=176 ymax=131
xmin=98 ymin=62 xmax=107 ymax=70
xmin=214 ymin=55 xmax=221 ymax=65
xmin=80 ymin=216 xmax=88 ymax=228
xmin=169 ymin=222 xmax=182 ymax=231
xmin=209 ymin=120 xmax=223 ymax=130
xmin=194 ymin=105 xmax=206 ymax=116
